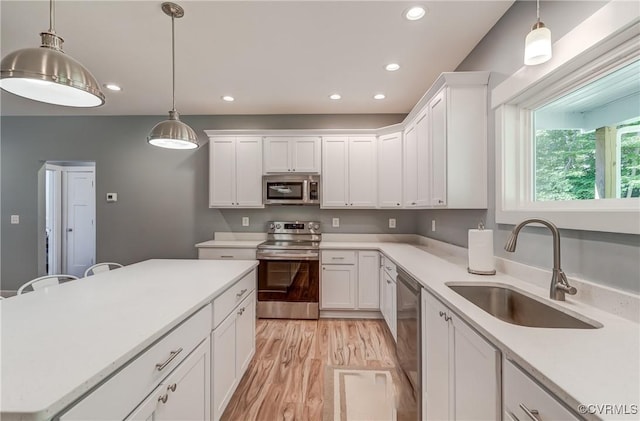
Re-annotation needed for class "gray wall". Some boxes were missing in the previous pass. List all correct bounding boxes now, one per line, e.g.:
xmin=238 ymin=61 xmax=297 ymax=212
xmin=1 ymin=114 xmax=404 ymax=290
xmin=416 ymin=0 xmax=640 ymax=294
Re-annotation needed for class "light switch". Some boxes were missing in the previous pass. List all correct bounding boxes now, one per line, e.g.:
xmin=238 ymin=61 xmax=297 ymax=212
xmin=10 ymin=215 xmax=19 ymax=224
xmin=106 ymin=193 xmax=118 ymax=202
xmin=389 ymin=218 xmax=396 ymax=229
xmin=242 ymin=217 xmax=249 ymax=227
xmin=332 ymin=218 xmax=340 ymax=228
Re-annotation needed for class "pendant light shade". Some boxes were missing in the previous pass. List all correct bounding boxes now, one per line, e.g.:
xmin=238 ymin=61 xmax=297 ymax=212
xmin=147 ymin=2 xmax=199 ymax=150
xmin=524 ymin=0 xmax=552 ymax=66
xmin=0 ymin=2 xmax=105 ymax=107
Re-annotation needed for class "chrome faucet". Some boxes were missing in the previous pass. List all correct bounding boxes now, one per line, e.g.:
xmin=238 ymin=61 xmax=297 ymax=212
xmin=504 ymin=218 xmax=577 ymax=301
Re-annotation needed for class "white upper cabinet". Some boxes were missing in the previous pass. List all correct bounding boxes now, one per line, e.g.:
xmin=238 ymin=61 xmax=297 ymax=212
xmin=430 ymin=80 xmax=488 ymax=209
xmin=321 ymin=136 xmax=377 ymax=208
xmin=377 ymin=132 xmax=403 ymax=208
xmin=403 ymin=109 xmax=430 ymax=208
xmin=209 ymin=136 xmax=263 ymax=208
xmin=263 ymin=136 xmax=321 ymax=174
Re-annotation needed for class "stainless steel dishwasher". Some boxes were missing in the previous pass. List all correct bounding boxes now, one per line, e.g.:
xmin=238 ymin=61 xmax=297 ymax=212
xmin=396 ymin=268 xmax=421 ymax=420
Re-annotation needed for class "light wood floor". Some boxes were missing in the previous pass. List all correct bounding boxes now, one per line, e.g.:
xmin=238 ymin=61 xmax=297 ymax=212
xmin=221 ymin=319 xmax=416 ymax=421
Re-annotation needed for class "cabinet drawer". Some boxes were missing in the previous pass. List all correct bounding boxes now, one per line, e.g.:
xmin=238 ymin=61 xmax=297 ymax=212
xmin=60 ymin=305 xmax=212 ymax=420
xmin=321 ymin=250 xmax=356 ymax=265
xmin=381 ymin=255 xmax=397 ymax=280
xmin=198 ymin=248 xmax=256 ymax=260
xmin=503 ymin=359 xmax=579 ymax=421
xmin=213 ymin=270 xmax=256 ymax=328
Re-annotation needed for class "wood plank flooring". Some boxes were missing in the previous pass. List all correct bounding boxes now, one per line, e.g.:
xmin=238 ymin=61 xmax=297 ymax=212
xmin=221 ymin=319 xmax=416 ymax=421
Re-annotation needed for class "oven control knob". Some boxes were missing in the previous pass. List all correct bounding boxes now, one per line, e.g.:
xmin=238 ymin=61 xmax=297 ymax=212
xmin=312 ymin=223 xmax=320 ymax=230
xmin=269 ymin=223 xmax=275 ymax=230
xmin=276 ymin=223 xmax=282 ymax=229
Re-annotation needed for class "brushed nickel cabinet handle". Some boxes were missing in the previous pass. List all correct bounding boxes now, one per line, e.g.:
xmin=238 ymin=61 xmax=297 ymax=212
xmin=155 ymin=347 xmax=183 ymax=371
xmin=158 ymin=393 xmax=169 ymax=404
xmin=519 ymin=403 xmax=540 ymax=420
xmin=237 ymin=307 xmax=246 ymax=316
xmin=220 ymin=255 xmax=234 ymax=259
xmin=236 ymin=288 xmax=248 ymax=298
xmin=167 ymin=383 xmax=177 ymax=392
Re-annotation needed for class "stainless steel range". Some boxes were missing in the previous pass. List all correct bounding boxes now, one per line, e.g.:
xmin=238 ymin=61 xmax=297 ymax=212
xmin=256 ymin=221 xmax=321 ymax=319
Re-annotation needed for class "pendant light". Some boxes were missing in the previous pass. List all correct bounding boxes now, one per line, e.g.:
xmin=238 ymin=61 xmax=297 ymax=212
xmin=147 ymin=2 xmax=199 ymax=150
xmin=524 ymin=0 xmax=552 ymax=66
xmin=0 ymin=0 xmax=105 ymax=107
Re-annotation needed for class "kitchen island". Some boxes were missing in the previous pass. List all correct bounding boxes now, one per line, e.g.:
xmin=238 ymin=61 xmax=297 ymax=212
xmin=0 ymin=259 xmax=258 ymax=421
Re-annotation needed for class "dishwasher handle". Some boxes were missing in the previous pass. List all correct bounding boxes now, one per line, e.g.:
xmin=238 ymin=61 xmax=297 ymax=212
xmin=396 ymin=268 xmax=421 ymax=294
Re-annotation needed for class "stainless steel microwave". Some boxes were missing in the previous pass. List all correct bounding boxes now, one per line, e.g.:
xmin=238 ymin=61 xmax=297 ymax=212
xmin=263 ymin=175 xmax=320 ymax=205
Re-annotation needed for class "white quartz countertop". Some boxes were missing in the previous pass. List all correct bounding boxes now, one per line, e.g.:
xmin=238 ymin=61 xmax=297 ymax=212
xmin=195 ymin=239 xmax=263 ymax=248
xmin=0 ymin=259 xmax=258 ymax=421
xmin=320 ymin=241 xmax=640 ymax=420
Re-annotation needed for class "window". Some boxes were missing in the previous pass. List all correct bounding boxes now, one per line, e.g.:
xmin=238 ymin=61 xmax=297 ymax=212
xmin=492 ymin=1 xmax=640 ymax=234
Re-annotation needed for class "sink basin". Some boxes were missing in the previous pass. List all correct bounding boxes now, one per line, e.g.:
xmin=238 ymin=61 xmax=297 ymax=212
xmin=447 ymin=283 xmax=602 ymax=329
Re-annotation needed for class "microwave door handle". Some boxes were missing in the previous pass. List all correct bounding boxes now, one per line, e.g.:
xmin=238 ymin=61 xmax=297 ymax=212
xmin=303 ymin=179 xmax=308 ymax=203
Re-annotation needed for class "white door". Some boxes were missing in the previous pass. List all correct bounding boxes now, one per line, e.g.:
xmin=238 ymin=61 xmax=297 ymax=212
xmin=64 ymin=170 xmax=95 ymax=278
xmin=212 ymin=313 xmax=237 ymax=420
xmin=415 ymin=110 xmax=431 ymax=207
xmin=403 ymin=124 xmax=418 ymax=207
xmin=321 ymin=137 xmax=349 ymax=207
xmin=348 ymin=137 xmax=377 ymax=207
xmin=291 ymin=137 xmax=321 ymax=173
xmin=430 ymin=90 xmax=447 ymax=207
xmin=320 ymin=264 xmax=356 ymax=309
xmin=235 ymin=137 xmax=263 ymax=207
xmin=357 ymin=251 xmax=380 ymax=309
xmin=235 ymin=291 xmax=256 ymax=376
xmin=263 ymin=137 xmax=291 ymax=173
xmin=209 ymin=137 xmax=237 ymax=207
xmin=423 ymin=291 xmax=451 ymax=420
xmin=378 ymin=132 xmax=403 ymax=208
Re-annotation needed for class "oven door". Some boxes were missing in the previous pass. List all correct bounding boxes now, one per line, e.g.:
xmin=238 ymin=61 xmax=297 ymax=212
xmin=264 ymin=180 xmax=306 ymax=205
xmin=257 ymin=259 xmax=319 ymax=319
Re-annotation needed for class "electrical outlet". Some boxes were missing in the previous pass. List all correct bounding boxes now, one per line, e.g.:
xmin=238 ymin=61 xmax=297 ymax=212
xmin=242 ymin=217 xmax=249 ymax=227
xmin=389 ymin=218 xmax=396 ymax=229
xmin=10 ymin=215 xmax=19 ymax=224
xmin=431 ymin=220 xmax=436 ymax=231
xmin=106 ymin=193 xmax=118 ymax=202
xmin=332 ymin=218 xmax=340 ymax=228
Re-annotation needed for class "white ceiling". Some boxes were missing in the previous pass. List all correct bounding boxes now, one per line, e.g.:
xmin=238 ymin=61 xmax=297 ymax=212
xmin=0 ymin=1 xmax=513 ymax=116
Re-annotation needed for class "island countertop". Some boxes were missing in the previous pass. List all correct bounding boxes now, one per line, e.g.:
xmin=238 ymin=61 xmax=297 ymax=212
xmin=0 ymin=259 xmax=258 ymax=421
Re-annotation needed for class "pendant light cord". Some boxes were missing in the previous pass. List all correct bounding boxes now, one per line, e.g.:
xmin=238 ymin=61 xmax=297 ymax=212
xmin=171 ymin=14 xmax=176 ymax=113
xmin=49 ymin=0 xmax=55 ymax=33
xmin=536 ymin=0 xmax=540 ymax=22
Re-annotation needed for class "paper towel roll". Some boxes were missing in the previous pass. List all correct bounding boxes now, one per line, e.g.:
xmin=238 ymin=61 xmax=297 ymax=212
xmin=468 ymin=229 xmax=496 ymax=275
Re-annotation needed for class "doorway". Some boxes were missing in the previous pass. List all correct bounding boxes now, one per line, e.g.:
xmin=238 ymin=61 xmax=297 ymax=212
xmin=42 ymin=162 xmax=96 ymax=278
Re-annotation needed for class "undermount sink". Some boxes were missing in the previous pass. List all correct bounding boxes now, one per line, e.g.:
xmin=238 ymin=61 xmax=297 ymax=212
xmin=447 ymin=283 xmax=602 ymax=329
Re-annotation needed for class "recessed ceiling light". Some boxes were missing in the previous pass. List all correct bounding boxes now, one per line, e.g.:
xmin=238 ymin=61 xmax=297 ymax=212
xmin=385 ymin=63 xmax=400 ymax=72
xmin=222 ymin=95 xmax=235 ymax=102
xmin=374 ymin=94 xmax=386 ymax=100
xmin=404 ymin=6 xmax=426 ymax=21
xmin=329 ymin=93 xmax=341 ymax=100
xmin=103 ymin=83 xmax=122 ymax=91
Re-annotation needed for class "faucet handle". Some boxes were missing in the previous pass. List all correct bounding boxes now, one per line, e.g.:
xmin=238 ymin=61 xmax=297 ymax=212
xmin=557 ymin=271 xmax=577 ymax=295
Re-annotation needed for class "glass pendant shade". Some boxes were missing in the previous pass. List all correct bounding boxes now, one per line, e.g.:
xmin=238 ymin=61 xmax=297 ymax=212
xmin=0 ymin=31 xmax=105 ymax=107
xmin=147 ymin=110 xmax=199 ymax=150
xmin=524 ymin=22 xmax=552 ymax=65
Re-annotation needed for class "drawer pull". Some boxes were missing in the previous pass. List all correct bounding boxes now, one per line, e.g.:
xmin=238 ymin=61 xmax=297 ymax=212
xmin=167 ymin=383 xmax=177 ymax=392
xmin=519 ymin=403 xmax=540 ymax=420
xmin=237 ymin=307 xmax=245 ymax=316
xmin=386 ymin=279 xmax=391 ymax=284
xmin=332 ymin=256 xmax=345 ymax=260
xmin=155 ymin=348 xmax=183 ymax=371
xmin=220 ymin=255 xmax=234 ymax=259
xmin=236 ymin=288 xmax=248 ymax=298
xmin=158 ymin=393 xmax=169 ymax=404
xmin=385 ymin=266 xmax=392 ymax=271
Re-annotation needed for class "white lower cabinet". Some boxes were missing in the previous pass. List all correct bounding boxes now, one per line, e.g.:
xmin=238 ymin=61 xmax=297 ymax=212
xmin=320 ymin=250 xmax=379 ymax=311
xmin=422 ymin=289 xmax=500 ymax=420
xmin=211 ymin=289 xmax=256 ymax=421
xmin=503 ymin=359 xmax=580 ymax=421
xmin=127 ymin=337 xmax=211 ymax=421
xmin=198 ymin=247 xmax=256 ymax=260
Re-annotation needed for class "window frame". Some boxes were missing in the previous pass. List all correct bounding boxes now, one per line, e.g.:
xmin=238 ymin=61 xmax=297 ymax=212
xmin=493 ymin=2 xmax=640 ymax=234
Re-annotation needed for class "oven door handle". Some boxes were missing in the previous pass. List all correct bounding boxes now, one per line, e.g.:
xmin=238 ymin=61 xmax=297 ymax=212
xmin=257 ymin=252 xmax=319 ymax=261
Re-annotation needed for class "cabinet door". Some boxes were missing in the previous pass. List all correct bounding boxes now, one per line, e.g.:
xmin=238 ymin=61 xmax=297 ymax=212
xmin=403 ymin=124 xmax=418 ymax=207
xmin=127 ymin=338 xmax=211 ymax=421
xmin=452 ymin=314 xmax=500 ymax=420
xmin=209 ymin=137 xmax=236 ymax=207
xmin=321 ymin=137 xmax=349 ymax=208
xmin=357 ymin=251 xmax=380 ymax=309
xmin=235 ymin=137 xmax=264 ymax=207
xmin=291 ymin=137 xmax=321 ymax=173
xmin=212 ymin=312 xmax=237 ymax=420
xmin=263 ymin=137 xmax=291 ymax=173
xmin=321 ymin=264 xmax=356 ymax=309
xmin=235 ymin=291 xmax=256 ymax=376
xmin=423 ymin=291 xmax=451 ymax=420
xmin=348 ymin=136 xmax=377 ymax=207
xmin=415 ymin=110 xmax=430 ymax=207
xmin=429 ymin=90 xmax=447 ymax=207
xmin=378 ymin=132 xmax=403 ymax=208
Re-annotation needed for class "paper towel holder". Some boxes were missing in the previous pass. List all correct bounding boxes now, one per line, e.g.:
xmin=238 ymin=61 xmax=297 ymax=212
xmin=468 ymin=221 xmax=496 ymax=275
